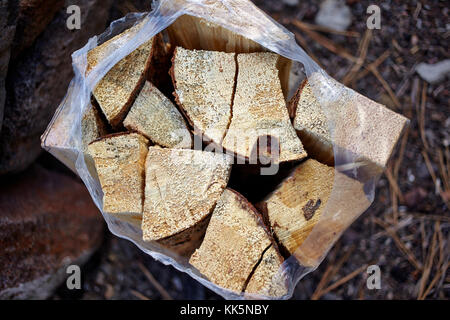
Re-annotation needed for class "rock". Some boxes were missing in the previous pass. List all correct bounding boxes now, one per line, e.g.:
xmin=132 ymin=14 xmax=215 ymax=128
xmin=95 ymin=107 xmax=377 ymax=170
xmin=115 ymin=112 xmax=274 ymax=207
xmin=12 ymin=0 xmax=64 ymax=59
xmin=0 ymin=0 xmax=113 ymax=175
xmin=315 ymin=0 xmax=352 ymax=31
xmin=0 ymin=1 xmax=17 ymax=133
xmin=416 ymin=60 xmax=450 ymax=84
xmin=282 ymin=0 xmax=299 ymax=6
xmin=0 ymin=165 xmax=104 ymax=299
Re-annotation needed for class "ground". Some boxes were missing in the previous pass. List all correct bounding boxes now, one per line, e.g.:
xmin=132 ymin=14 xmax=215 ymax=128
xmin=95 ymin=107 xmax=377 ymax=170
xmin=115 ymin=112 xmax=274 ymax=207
xmin=52 ymin=0 xmax=449 ymax=300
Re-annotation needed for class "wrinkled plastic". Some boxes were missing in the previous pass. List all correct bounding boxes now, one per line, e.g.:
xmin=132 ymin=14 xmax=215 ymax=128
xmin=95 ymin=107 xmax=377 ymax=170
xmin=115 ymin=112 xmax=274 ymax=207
xmin=41 ymin=0 xmax=401 ymax=299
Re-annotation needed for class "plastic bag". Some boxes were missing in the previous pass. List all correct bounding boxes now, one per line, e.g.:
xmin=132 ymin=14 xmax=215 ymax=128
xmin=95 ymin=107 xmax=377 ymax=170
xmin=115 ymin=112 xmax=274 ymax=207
xmin=41 ymin=0 xmax=408 ymax=299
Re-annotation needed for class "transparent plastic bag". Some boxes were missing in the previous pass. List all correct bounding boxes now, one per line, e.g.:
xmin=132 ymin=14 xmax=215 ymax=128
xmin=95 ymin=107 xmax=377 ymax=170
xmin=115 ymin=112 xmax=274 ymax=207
xmin=41 ymin=0 xmax=408 ymax=299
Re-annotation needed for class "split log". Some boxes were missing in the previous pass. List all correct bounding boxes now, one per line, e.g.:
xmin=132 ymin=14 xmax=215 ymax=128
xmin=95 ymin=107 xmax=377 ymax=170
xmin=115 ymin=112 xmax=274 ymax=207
xmin=167 ymin=14 xmax=291 ymax=98
xmin=289 ymin=72 xmax=408 ymax=174
xmin=171 ymin=47 xmax=235 ymax=145
xmin=189 ymin=188 xmax=282 ymax=294
xmin=123 ymin=81 xmax=192 ymax=149
xmin=81 ymin=102 xmax=108 ymax=152
xmin=86 ymin=24 xmax=159 ymax=128
xmin=142 ymin=147 xmax=232 ymax=244
xmin=222 ymin=52 xmax=306 ymax=163
xmin=87 ymin=132 xmax=149 ymax=224
xmin=245 ymin=245 xmax=288 ymax=298
xmin=258 ymin=159 xmax=371 ymax=267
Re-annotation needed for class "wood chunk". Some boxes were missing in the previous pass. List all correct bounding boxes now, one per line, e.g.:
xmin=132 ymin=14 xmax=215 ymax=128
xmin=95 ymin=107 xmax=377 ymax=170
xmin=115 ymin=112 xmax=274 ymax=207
xmin=258 ymin=159 xmax=334 ymax=256
xmin=293 ymin=171 xmax=371 ymax=267
xmin=156 ymin=215 xmax=211 ymax=257
xmin=167 ymin=14 xmax=292 ymax=98
xmin=258 ymin=159 xmax=371 ymax=267
xmin=189 ymin=188 xmax=273 ymax=293
xmin=167 ymin=15 xmax=263 ymax=54
xmin=245 ymin=245 xmax=288 ymax=298
xmin=123 ymin=81 xmax=192 ymax=149
xmin=87 ymin=133 xmax=149 ymax=224
xmin=222 ymin=52 xmax=306 ymax=163
xmin=87 ymin=25 xmax=158 ymax=128
xmin=142 ymin=147 xmax=232 ymax=242
xmin=171 ymin=47 xmax=235 ymax=145
xmin=81 ymin=103 xmax=108 ymax=152
xmin=290 ymin=72 xmax=409 ymax=172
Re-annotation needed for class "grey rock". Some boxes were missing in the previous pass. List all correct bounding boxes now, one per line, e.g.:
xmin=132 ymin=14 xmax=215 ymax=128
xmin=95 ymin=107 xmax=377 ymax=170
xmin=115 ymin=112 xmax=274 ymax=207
xmin=0 ymin=1 xmax=17 ymax=134
xmin=0 ymin=0 xmax=112 ymax=175
xmin=416 ymin=60 xmax=450 ymax=84
xmin=282 ymin=0 xmax=299 ymax=6
xmin=0 ymin=165 xmax=104 ymax=299
xmin=315 ymin=0 xmax=352 ymax=31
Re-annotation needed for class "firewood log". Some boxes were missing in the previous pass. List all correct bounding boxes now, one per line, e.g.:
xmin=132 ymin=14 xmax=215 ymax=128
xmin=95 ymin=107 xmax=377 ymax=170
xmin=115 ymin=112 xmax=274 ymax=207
xmin=171 ymin=47 xmax=235 ymax=145
xmin=86 ymin=24 xmax=160 ymax=128
xmin=189 ymin=188 xmax=283 ymax=294
xmin=289 ymin=72 xmax=408 ymax=175
xmin=245 ymin=245 xmax=288 ymax=298
xmin=222 ymin=52 xmax=306 ymax=163
xmin=142 ymin=147 xmax=232 ymax=253
xmin=258 ymin=159 xmax=371 ymax=267
xmin=87 ymin=132 xmax=149 ymax=224
xmin=123 ymin=81 xmax=192 ymax=149
xmin=167 ymin=14 xmax=291 ymax=98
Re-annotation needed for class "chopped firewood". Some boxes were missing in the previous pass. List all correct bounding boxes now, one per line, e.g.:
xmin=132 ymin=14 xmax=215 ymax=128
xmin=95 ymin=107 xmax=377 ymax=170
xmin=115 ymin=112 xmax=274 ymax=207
xmin=171 ymin=47 xmax=235 ymax=145
xmin=123 ymin=81 xmax=192 ymax=149
xmin=142 ymin=147 xmax=232 ymax=242
xmin=167 ymin=15 xmax=291 ymax=97
xmin=189 ymin=188 xmax=276 ymax=293
xmin=156 ymin=215 xmax=211 ymax=257
xmin=87 ymin=24 xmax=160 ymax=128
xmin=258 ymin=159 xmax=371 ymax=267
xmin=87 ymin=132 xmax=149 ymax=224
xmin=289 ymin=72 xmax=409 ymax=173
xmin=167 ymin=15 xmax=263 ymax=53
xmin=81 ymin=102 xmax=108 ymax=152
xmin=222 ymin=52 xmax=306 ymax=163
xmin=258 ymin=159 xmax=334 ymax=255
xmin=245 ymin=245 xmax=288 ymax=298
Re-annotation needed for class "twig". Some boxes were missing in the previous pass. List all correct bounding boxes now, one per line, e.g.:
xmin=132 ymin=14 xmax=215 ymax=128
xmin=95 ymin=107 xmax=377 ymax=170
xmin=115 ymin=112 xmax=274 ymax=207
xmin=137 ymin=262 xmax=173 ymax=300
xmin=319 ymin=264 xmax=368 ymax=297
xmin=354 ymin=50 xmax=391 ymax=82
xmin=385 ymin=166 xmax=404 ymax=202
xmin=422 ymin=151 xmax=449 ymax=207
xmin=371 ymin=215 xmax=414 ymax=240
xmin=438 ymin=149 xmax=450 ymax=192
xmin=417 ymin=222 xmax=439 ymax=299
xmin=394 ymin=127 xmax=409 ymax=179
xmin=311 ymin=246 xmax=355 ymax=300
xmin=130 ymin=289 xmax=151 ymax=300
xmin=290 ymin=20 xmax=360 ymax=38
xmin=373 ymin=217 xmax=423 ymax=271
xmin=368 ymin=64 xmax=401 ymax=109
xmin=291 ymin=20 xmax=357 ymax=63
xmin=418 ymin=82 xmax=429 ymax=150
xmin=410 ymin=212 xmax=450 ymax=223
xmin=342 ymin=29 xmax=372 ymax=85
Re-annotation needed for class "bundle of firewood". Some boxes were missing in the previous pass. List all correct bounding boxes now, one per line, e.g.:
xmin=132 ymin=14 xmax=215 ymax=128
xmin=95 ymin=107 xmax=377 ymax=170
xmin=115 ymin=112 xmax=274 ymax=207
xmin=75 ymin=15 xmax=408 ymax=297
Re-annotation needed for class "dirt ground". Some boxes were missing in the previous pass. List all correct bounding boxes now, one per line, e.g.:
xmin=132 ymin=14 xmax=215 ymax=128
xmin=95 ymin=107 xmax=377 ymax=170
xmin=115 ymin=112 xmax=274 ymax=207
xmin=53 ymin=0 xmax=449 ymax=300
